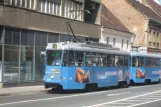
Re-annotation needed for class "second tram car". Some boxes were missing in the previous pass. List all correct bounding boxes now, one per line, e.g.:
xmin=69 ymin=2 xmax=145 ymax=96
xmin=130 ymin=52 xmax=161 ymax=84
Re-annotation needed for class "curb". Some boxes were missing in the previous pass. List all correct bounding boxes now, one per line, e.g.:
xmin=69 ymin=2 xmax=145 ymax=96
xmin=0 ymin=89 xmax=47 ymax=97
xmin=0 ymin=93 xmax=11 ymax=96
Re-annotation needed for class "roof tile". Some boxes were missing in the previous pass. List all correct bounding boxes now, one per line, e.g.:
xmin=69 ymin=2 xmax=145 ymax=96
xmin=101 ymin=4 xmax=130 ymax=32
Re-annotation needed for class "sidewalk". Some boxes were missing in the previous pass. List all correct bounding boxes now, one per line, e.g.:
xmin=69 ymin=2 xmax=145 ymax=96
xmin=0 ymin=85 xmax=48 ymax=96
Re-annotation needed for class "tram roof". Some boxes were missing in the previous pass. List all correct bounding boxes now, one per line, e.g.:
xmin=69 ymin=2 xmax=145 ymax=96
xmin=46 ymin=41 xmax=130 ymax=55
xmin=130 ymin=51 xmax=161 ymax=58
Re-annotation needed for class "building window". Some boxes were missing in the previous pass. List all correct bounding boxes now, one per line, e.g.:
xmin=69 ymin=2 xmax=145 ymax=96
xmin=59 ymin=34 xmax=70 ymax=42
xmin=64 ymin=0 xmax=83 ymax=21
xmin=35 ymin=47 xmax=46 ymax=81
xmin=48 ymin=33 xmax=59 ymax=43
xmin=5 ymin=28 xmax=20 ymax=45
xmin=84 ymin=0 xmax=100 ymax=24
xmin=106 ymin=37 xmax=109 ymax=44
xmin=39 ymin=0 xmax=61 ymax=16
xmin=127 ymin=40 xmax=129 ymax=49
xmin=0 ymin=27 xmax=3 ymax=44
xmin=113 ymin=38 xmax=116 ymax=47
xmin=153 ymin=31 xmax=156 ymax=42
xmin=121 ymin=39 xmax=124 ymax=50
xmin=5 ymin=0 xmax=34 ymax=9
xmin=157 ymin=32 xmax=159 ymax=41
xmin=4 ymin=46 xmax=19 ymax=83
xmin=21 ymin=30 xmax=34 ymax=45
xmin=35 ymin=31 xmax=47 ymax=46
xmin=20 ymin=46 xmax=34 ymax=82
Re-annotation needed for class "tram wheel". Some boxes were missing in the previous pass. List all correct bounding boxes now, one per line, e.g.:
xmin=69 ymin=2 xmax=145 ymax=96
xmin=156 ymin=79 xmax=160 ymax=84
xmin=84 ymin=83 xmax=98 ymax=92
xmin=145 ymin=79 xmax=151 ymax=85
xmin=118 ymin=81 xmax=128 ymax=88
xmin=52 ymin=85 xmax=63 ymax=92
xmin=130 ymin=80 xmax=136 ymax=86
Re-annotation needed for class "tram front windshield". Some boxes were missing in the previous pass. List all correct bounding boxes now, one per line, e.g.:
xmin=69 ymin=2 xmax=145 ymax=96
xmin=47 ymin=50 xmax=62 ymax=66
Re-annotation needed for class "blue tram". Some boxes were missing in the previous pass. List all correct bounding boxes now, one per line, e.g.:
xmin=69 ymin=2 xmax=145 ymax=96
xmin=44 ymin=41 xmax=131 ymax=90
xmin=129 ymin=52 xmax=161 ymax=84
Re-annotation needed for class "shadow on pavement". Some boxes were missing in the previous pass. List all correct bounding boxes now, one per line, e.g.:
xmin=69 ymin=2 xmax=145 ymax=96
xmin=46 ymin=82 xmax=161 ymax=95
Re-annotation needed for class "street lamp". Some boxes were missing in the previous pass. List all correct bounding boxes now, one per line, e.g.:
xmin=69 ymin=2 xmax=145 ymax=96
xmin=66 ymin=10 xmax=91 ymax=42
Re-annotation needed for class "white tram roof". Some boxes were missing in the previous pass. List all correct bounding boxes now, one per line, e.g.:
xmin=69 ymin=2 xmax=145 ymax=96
xmin=46 ymin=41 xmax=130 ymax=55
xmin=130 ymin=51 xmax=161 ymax=58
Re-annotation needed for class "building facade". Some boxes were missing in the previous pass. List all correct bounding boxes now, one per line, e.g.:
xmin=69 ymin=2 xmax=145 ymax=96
xmin=103 ymin=0 xmax=161 ymax=53
xmin=100 ymin=28 xmax=132 ymax=52
xmin=0 ymin=0 xmax=102 ymax=87
xmin=99 ymin=3 xmax=133 ymax=52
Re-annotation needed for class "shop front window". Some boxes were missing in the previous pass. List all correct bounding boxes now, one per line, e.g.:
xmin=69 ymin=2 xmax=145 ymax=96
xmin=4 ymin=46 xmax=19 ymax=83
xmin=0 ymin=45 xmax=2 ymax=61
xmin=20 ymin=46 xmax=34 ymax=82
xmin=0 ymin=28 xmax=2 ymax=44
xmin=35 ymin=47 xmax=46 ymax=81
xmin=5 ymin=28 xmax=20 ymax=45
xmin=0 ymin=45 xmax=2 ymax=82
xmin=21 ymin=30 xmax=34 ymax=46
xmin=59 ymin=34 xmax=70 ymax=42
xmin=35 ymin=32 xmax=47 ymax=46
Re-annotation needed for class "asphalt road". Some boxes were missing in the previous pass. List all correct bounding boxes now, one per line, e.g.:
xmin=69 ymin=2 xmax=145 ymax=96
xmin=0 ymin=84 xmax=161 ymax=107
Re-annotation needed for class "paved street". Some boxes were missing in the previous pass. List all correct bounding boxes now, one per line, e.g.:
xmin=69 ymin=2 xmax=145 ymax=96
xmin=0 ymin=84 xmax=161 ymax=107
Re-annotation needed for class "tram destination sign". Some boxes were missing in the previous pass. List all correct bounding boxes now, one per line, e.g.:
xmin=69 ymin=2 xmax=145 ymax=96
xmin=52 ymin=44 xmax=57 ymax=49
xmin=85 ymin=41 xmax=112 ymax=48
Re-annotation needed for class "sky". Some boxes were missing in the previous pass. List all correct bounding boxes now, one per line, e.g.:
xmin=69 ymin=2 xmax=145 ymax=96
xmin=136 ymin=0 xmax=161 ymax=5
xmin=154 ymin=0 xmax=161 ymax=4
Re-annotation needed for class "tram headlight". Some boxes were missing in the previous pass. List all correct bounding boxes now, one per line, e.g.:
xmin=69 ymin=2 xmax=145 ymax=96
xmin=51 ymin=75 xmax=55 ymax=79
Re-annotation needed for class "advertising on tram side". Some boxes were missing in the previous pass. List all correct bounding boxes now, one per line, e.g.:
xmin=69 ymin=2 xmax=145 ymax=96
xmin=75 ymin=68 xmax=130 ymax=84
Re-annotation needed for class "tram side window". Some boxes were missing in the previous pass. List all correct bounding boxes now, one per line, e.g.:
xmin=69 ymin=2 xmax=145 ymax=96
xmin=136 ymin=57 xmax=144 ymax=67
xmin=156 ymin=58 xmax=160 ymax=67
xmin=92 ymin=53 xmax=107 ymax=67
xmin=150 ymin=58 xmax=156 ymax=67
xmin=156 ymin=58 xmax=161 ymax=67
xmin=62 ymin=50 xmax=68 ymax=66
xmin=75 ymin=51 xmax=84 ymax=67
xmin=102 ymin=54 xmax=107 ymax=67
xmin=146 ymin=57 xmax=150 ymax=67
xmin=92 ymin=53 xmax=98 ymax=67
xmin=69 ymin=51 xmax=75 ymax=66
xmin=124 ymin=56 xmax=128 ymax=67
xmin=98 ymin=54 xmax=106 ymax=67
xmin=107 ymin=54 xmax=113 ymax=67
xmin=118 ymin=56 xmax=124 ymax=67
xmin=114 ymin=55 xmax=119 ymax=67
xmin=132 ymin=57 xmax=136 ymax=67
xmin=85 ymin=52 xmax=93 ymax=66
xmin=148 ymin=58 xmax=152 ymax=67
